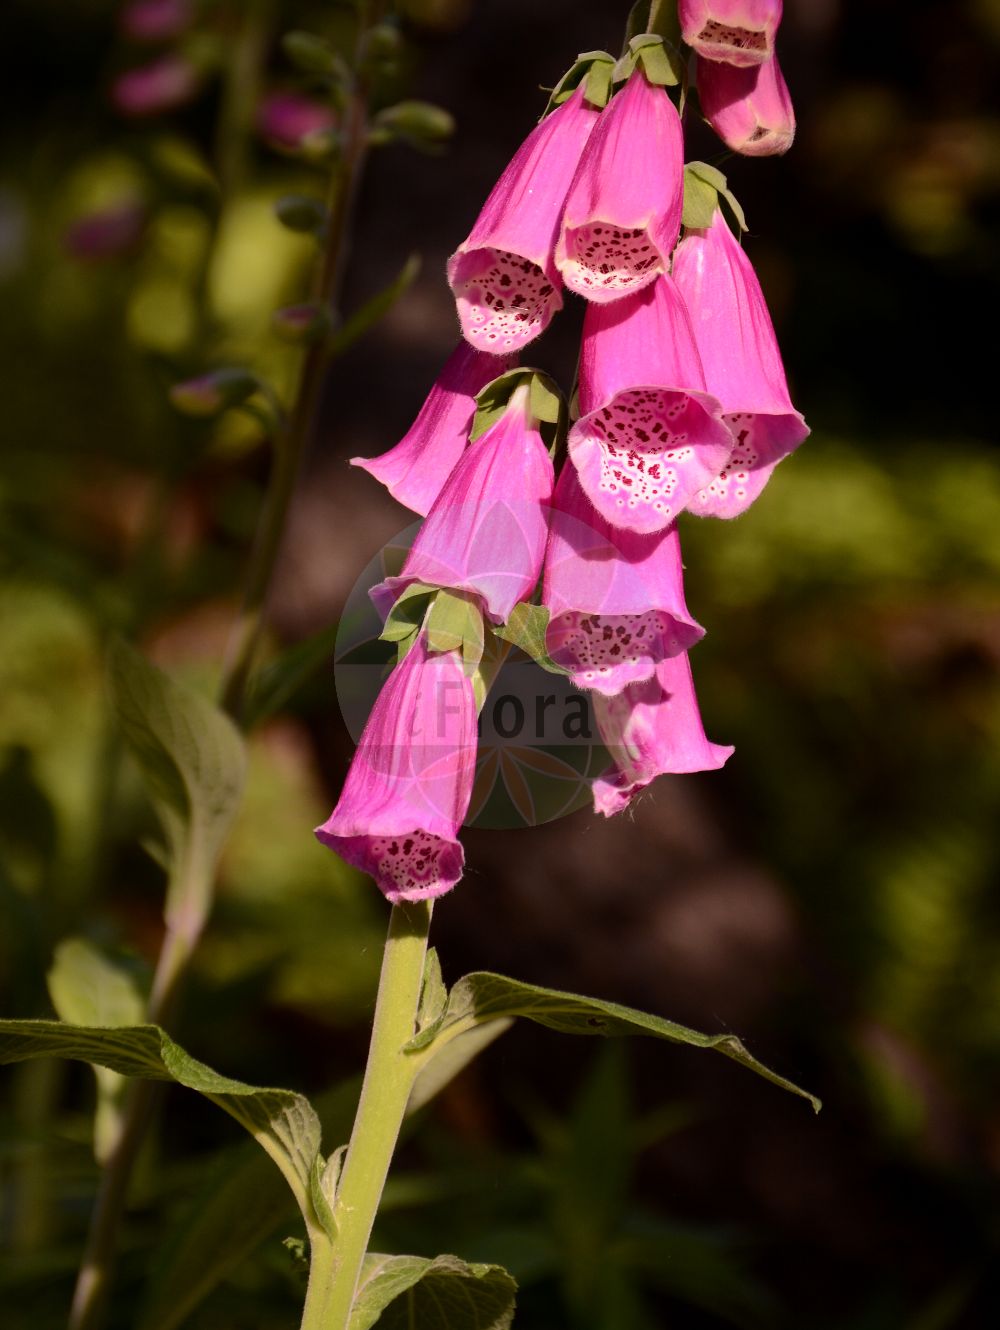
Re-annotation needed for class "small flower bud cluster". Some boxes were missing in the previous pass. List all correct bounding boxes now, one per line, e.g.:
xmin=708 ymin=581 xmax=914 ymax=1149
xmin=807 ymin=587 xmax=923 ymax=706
xmin=317 ymin=7 xmax=808 ymax=903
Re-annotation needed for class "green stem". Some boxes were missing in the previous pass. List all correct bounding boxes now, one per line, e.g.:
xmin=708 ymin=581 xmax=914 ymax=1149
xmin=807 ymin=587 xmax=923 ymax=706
xmin=218 ymin=16 xmax=377 ymax=723
xmin=300 ymin=902 xmax=433 ymax=1330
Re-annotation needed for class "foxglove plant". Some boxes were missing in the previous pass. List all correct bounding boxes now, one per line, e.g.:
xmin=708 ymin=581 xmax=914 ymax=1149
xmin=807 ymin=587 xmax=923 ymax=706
xmin=1 ymin=12 xmax=818 ymax=1330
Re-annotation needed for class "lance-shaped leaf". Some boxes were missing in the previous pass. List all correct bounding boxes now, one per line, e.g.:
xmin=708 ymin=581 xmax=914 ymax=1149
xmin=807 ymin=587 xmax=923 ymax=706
xmin=408 ymin=973 xmax=820 ymax=1112
xmin=109 ymin=638 xmax=246 ymax=933
xmin=0 ymin=1020 xmax=322 ymax=1217
xmin=350 ymin=1253 xmax=516 ymax=1330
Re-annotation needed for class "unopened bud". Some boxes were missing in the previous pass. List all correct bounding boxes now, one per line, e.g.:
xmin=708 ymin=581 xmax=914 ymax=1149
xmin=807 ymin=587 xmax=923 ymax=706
xmin=169 ymin=367 xmax=258 ymax=417
xmin=274 ymin=194 xmax=327 ymax=234
xmin=271 ymin=302 xmax=332 ymax=343
xmin=364 ymin=23 xmax=403 ymax=61
xmin=372 ymin=100 xmax=454 ymax=147
xmin=282 ymin=30 xmax=339 ymax=76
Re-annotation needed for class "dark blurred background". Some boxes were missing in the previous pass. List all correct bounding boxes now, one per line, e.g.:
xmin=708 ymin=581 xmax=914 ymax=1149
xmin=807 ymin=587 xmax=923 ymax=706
xmin=1 ymin=1 xmax=999 ymax=1327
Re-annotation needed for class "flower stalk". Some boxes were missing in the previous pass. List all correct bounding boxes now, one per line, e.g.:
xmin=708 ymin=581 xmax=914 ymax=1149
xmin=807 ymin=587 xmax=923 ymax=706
xmin=300 ymin=901 xmax=433 ymax=1330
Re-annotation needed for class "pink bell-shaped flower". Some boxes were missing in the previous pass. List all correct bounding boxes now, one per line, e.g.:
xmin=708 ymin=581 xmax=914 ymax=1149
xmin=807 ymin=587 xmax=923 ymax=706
xmin=592 ymin=652 xmax=733 ymax=816
xmin=315 ymin=633 xmax=476 ymax=902
xmin=672 ymin=209 xmax=808 ymax=517
xmin=680 ymin=0 xmax=782 ymax=67
xmin=542 ymin=464 xmax=703 ymax=696
xmin=112 ymin=54 xmax=200 ymax=116
xmin=697 ymin=52 xmax=795 ymax=156
xmin=351 ymin=342 xmax=514 ymax=516
xmin=567 ymin=275 xmax=732 ymax=535
xmin=371 ymin=386 xmax=554 ymax=624
xmin=556 ymin=68 xmax=684 ymax=304
xmin=447 ymin=86 xmax=600 ymax=353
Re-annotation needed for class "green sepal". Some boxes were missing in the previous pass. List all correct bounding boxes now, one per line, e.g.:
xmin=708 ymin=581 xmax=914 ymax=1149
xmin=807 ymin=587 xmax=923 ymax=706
xmin=274 ymin=194 xmax=328 ymax=236
xmin=426 ymin=590 xmax=485 ymax=676
xmin=168 ymin=366 xmax=259 ymax=418
xmin=682 ymin=161 xmax=748 ymax=233
xmin=379 ymin=582 xmax=437 ymax=644
xmin=630 ymin=34 xmax=683 ymax=87
xmin=492 ymin=603 xmax=568 ymax=676
xmin=470 ymin=369 xmax=564 ymax=442
xmin=544 ymin=50 xmax=616 ymax=116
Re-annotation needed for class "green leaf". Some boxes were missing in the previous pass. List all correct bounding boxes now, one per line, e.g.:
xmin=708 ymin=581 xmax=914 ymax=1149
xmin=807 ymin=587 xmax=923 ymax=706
xmin=108 ymin=638 xmax=246 ymax=933
xmin=282 ymin=30 xmax=343 ymax=76
xmin=243 ymin=623 xmax=341 ymax=729
xmin=492 ymin=603 xmax=568 ymax=676
xmin=46 ymin=939 xmax=146 ymax=1163
xmin=0 ymin=1020 xmax=322 ymax=1217
xmin=415 ymin=973 xmax=821 ymax=1113
xmin=426 ymin=590 xmax=485 ymax=674
xmin=328 ymin=253 xmax=422 ymax=357
xmin=351 ymin=1253 xmax=516 ymax=1330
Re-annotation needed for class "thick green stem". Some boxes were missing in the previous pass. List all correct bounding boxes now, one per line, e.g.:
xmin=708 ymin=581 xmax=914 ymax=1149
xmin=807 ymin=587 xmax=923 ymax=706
xmin=300 ymin=902 xmax=432 ymax=1330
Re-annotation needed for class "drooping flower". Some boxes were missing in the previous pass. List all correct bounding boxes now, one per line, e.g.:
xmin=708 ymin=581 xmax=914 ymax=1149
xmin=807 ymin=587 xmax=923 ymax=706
xmin=592 ymin=652 xmax=733 ymax=816
xmin=315 ymin=633 xmax=476 ymax=903
xmin=351 ymin=342 xmax=513 ymax=517
xmin=672 ymin=209 xmax=808 ymax=517
xmin=542 ymin=464 xmax=703 ymax=696
xmin=447 ymin=86 xmax=600 ymax=353
xmin=556 ymin=68 xmax=684 ymax=304
xmin=371 ymin=386 xmax=554 ymax=624
xmin=679 ymin=0 xmax=782 ymax=67
xmin=697 ymin=52 xmax=795 ymax=156
xmin=567 ymin=275 xmax=732 ymax=535
xmin=112 ymin=55 xmax=200 ymax=116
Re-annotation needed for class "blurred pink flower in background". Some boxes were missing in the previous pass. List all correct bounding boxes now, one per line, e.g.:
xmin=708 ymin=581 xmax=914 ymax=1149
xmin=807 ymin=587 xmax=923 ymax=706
xmin=64 ymin=202 xmax=146 ymax=260
xmin=112 ymin=54 xmax=200 ymax=116
xmin=119 ymin=0 xmax=193 ymax=43
xmin=257 ymin=91 xmax=338 ymax=152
